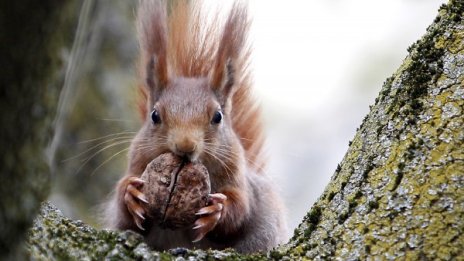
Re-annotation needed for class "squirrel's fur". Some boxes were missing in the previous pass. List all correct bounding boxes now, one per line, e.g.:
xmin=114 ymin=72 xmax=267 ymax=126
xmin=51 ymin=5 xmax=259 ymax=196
xmin=137 ymin=0 xmax=265 ymax=172
xmin=105 ymin=0 xmax=286 ymax=253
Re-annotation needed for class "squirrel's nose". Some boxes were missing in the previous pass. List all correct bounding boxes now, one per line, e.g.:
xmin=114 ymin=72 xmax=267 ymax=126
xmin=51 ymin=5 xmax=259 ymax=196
xmin=174 ymin=139 xmax=197 ymax=158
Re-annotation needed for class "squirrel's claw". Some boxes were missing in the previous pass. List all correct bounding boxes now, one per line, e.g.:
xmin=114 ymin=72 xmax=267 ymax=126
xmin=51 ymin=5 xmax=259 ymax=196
xmin=195 ymin=203 xmax=223 ymax=216
xmin=192 ymin=193 xmax=227 ymax=242
xmin=124 ymin=177 xmax=148 ymax=231
xmin=134 ymin=217 xmax=145 ymax=231
xmin=130 ymin=177 xmax=146 ymax=185
xmin=208 ymin=193 xmax=227 ymax=203
xmin=192 ymin=208 xmax=222 ymax=242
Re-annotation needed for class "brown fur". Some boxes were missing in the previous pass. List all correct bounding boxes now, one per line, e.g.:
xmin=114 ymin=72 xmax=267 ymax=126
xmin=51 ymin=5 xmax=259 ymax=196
xmin=105 ymin=0 xmax=286 ymax=253
xmin=137 ymin=0 xmax=264 ymax=172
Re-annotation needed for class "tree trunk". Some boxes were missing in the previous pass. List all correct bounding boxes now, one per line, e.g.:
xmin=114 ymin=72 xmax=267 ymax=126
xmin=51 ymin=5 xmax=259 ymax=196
xmin=280 ymin=1 xmax=464 ymax=258
xmin=25 ymin=0 xmax=464 ymax=260
xmin=0 ymin=1 xmax=78 ymax=259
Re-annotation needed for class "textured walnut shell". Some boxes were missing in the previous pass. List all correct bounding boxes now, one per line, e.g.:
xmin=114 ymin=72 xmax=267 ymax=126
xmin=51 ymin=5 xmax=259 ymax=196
xmin=140 ymin=153 xmax=210 ymax=229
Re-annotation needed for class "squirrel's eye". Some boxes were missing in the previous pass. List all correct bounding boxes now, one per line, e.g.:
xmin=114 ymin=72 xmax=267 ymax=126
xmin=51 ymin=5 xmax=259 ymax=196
xmin=151 ymin=110 xmax=161 ymax=124
xmin=211 ymin=110 xmax=223 ymax=124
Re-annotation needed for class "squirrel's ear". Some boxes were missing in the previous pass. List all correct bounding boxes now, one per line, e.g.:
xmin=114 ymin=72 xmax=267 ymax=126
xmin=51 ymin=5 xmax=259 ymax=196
xmin=146 ymin=55 xmax=168 ymax=106
xmin=211 ymin=59 xmax=235 ymax=107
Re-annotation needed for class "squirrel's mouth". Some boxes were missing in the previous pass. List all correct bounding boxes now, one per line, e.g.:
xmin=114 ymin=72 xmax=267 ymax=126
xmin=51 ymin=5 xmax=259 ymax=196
xmin=174 ymin=152 xmax=198 ymax=164
xmin=181 ymin=155 xmax=193 ymax=164
xmin=174 ymin=152 xmax=200 ymax=164
xmin=170 ymin=144 xmax=200 ymax=163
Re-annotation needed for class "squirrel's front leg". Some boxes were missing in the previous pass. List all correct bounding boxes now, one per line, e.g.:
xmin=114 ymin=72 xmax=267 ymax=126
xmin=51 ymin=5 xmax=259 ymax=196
xmin=193 ymin=187 xmax=250 ymax=242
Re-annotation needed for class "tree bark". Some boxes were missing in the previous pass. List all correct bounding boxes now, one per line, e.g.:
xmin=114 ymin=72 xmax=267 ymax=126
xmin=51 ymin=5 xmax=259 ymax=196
xmin=25 ymin=0 xmax=464 ymax=260
xmin=280 ymin=1 xmax=464 ymax=258
xmin=0 ymin=1 xmax=78 ymax=259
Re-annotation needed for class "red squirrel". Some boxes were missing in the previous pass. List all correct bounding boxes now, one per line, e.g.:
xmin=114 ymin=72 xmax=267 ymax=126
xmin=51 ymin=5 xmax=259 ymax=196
xmin=104 ymin=0 xmax=287 ymax=253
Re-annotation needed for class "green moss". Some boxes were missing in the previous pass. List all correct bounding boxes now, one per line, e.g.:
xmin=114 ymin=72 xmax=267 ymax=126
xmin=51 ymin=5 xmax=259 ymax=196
xmin=268 ymin=249 xmax=283 ymax=260
xmin=335 ymin=164 xmax=342 ymax=173
xmin=301 ymin=206 xmax=323 ymax=238
xmin=327 ymin=191 xmax=336 ymax=201
xmin=363 ymin=163 xmax=374 ymax=179
xmin=378 ymin=76 xmax=394 ymax=103
xmin=368 ymin=200 xmax=379 ymax=211
xmin=306 ymin=206 xmax=322 ymax=224
xmin=340 ymin=181 xmax=347 ymax=190
xmin=28 ymin=203 xmax=276 ymax=260
xmin=337 ymin=212 xmax=349 ymax=225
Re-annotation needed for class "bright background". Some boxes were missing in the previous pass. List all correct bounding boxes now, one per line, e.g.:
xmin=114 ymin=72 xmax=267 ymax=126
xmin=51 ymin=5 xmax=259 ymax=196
xmin=50 ymin=0 xmax=447 ymax=238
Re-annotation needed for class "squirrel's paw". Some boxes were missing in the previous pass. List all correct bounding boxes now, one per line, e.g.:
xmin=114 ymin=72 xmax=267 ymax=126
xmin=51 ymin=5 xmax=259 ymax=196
xmin=192 ymin=193 xmax=227 ymax=242
xmin=123 ymin=176 xmax=149 ymax=231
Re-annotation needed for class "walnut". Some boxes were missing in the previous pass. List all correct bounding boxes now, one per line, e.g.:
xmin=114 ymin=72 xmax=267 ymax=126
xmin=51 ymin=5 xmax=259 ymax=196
xmin=140 ymin=153 xmax=211 ymax=229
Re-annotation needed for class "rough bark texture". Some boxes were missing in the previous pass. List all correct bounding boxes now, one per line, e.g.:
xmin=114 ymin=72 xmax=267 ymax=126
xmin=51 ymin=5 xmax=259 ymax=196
xmin=29 ymin=203 xmax=260 ymax=261
xmin=0 ymin=1 xmax=78 ymax=259
xmin=280 ymin=1 xmax=464 ymax=259
xmin=26 ymin=0 xmax=463 ymax=260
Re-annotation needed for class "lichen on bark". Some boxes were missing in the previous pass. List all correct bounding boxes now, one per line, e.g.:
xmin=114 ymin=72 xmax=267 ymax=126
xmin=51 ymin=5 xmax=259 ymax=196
xmin=283 ymin=1 xmax=464 ymax=260
xmin=26 ymin=0 xmax=464 ymax=260
xmin=28 ymin=202 xmax=265 ymax=260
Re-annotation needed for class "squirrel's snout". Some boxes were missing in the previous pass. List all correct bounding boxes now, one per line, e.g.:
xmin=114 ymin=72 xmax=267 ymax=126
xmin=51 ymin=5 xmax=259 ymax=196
xmin=169 ymin=130 xmax=202 ymax=161
xmin=175 ymin=143 xmax=196 ymax=155
xmin=173 ymin=138 xmax=198 ymax=160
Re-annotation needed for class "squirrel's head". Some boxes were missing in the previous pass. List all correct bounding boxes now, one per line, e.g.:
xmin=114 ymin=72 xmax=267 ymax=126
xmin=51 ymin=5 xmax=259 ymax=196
xmin=140 ymin=56 xmax=239 ymax=165
xmin=130 ymin=1 xmax=254 ymax=175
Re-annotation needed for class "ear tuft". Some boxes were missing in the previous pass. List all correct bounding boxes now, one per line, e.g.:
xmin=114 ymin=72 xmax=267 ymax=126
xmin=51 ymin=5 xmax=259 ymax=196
xmin=213 ymin=59 xmax=236 ymax=107
xmin=145 ymin=55 xmax=156 ymax=90
xmin=224 ymin=59 xmax=235 ymax=90
xmin=146 ymin=55 xmax=168 ymax=106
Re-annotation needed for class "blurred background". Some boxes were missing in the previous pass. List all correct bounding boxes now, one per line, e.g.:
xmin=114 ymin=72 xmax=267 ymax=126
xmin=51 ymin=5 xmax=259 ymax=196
xmin=49 ymin=0 xmax=447 ymax=238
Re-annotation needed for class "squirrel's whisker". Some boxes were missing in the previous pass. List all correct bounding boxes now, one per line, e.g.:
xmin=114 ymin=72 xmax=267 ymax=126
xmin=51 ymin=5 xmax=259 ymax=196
xmin=203 ymin=147 xmax=234 ymax=178
xmin=64 ymin=137 xmax=134 ymax=162
xmin=73 ymin=140 xmax=132 ymax=175
xmin=90 ymin=147 xmax=131 ymax=176
xmin=77 ymin=131 xmax=137 ymax=144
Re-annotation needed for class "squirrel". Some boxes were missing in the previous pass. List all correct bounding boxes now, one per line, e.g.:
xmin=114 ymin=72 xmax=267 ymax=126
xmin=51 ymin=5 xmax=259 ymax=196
xmin=104 ymin=0 xmax=287 ymax=253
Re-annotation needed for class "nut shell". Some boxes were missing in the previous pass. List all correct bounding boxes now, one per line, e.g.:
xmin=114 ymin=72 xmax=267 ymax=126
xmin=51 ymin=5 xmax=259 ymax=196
xmin=140 ymin=153 xmax=210 ymax=229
